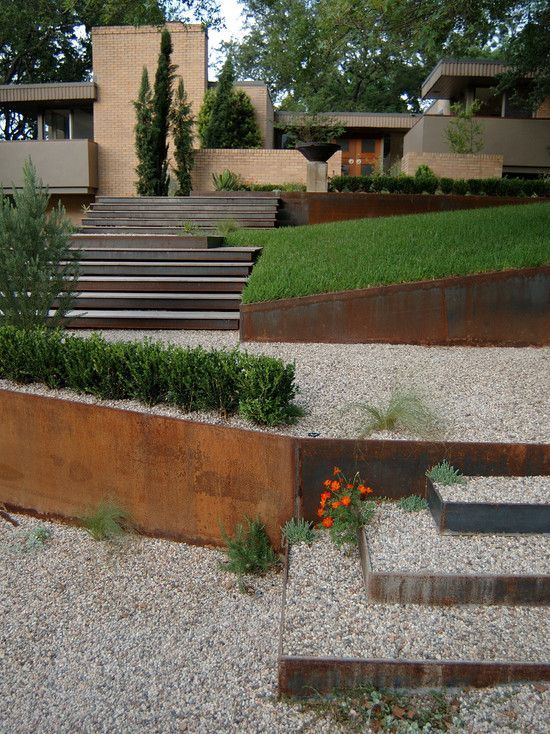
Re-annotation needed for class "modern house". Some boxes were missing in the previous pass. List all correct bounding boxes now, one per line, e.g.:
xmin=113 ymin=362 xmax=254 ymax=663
xmin=1 ymin=24 xmax=549 ymax=221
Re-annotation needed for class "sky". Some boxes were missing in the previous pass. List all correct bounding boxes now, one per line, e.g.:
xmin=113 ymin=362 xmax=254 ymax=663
xmin=207 ymin=0 xmax=246 ymax=76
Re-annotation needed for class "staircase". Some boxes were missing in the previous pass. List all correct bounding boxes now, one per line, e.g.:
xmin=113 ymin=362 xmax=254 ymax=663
xmin=66 ymin=234 xmax=261 ymax=330
xmin=79 ymin=195 xmax=279 ymax=234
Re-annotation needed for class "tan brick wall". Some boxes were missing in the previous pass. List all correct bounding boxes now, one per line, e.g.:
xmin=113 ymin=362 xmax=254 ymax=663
xmin=401 ymin=152 xmax=503 ymax=179
xmin=191 ymin=148 xmax=342 ymax=190
xmin=535 ymin=96 xmax=550 ymax=118
xmin=92 ymin=24 xmax=207 ymax=196
xmin=234 ymin=84 xmax=275 ymax=148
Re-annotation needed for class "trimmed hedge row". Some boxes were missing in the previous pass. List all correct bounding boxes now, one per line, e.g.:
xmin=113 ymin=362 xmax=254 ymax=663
xmin=329 ymin=174 xmax=550 ymax=197
xmin=0 ymin=327 xmax=300 ymax=426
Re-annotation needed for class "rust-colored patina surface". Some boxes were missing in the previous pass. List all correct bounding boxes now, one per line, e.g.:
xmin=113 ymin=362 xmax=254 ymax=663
xmin=298 ymin=438 xmax=550 ymax=522
xmin=279 ymin=656 xmax=550 ymax=697
xmin=241 ymin=266 xmax=550 ymax=346
xmin=278 ymin=192 xmax=550 ymax=226
xmin=0 ymin=389 xmax=296 ymax=549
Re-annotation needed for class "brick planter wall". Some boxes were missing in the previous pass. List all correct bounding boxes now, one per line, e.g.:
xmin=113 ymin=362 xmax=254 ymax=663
xmin=401 ymin=152 xmax=503 ymax=178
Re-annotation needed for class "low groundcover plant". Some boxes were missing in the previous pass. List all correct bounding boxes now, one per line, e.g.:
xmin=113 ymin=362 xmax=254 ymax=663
xmin=426 ymin=459 xmax=466 ymax=485
xmin=316 ymin=467 xmax=375 ymax=546
xmin=221 ymin=517 xmax=279 ymax=576
xmin=281 ymin=517 xmax=316 ymax=545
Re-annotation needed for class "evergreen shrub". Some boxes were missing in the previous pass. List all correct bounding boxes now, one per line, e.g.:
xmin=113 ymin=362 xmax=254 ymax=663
xmin=0 ymin=327 xmax=299 ymax=426
xmin=329 ymin=174 xmax=550 ymax=197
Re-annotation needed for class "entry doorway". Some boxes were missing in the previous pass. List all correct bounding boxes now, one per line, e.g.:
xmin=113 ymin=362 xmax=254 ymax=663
xmin=337 ymin=137 xmax=383 ymax=176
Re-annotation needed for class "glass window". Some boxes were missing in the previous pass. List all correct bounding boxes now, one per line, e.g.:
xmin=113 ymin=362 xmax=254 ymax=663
xmin=474 ymin=87 xmax=502 ymax=117
xmin=72 ymin=108 xmax=94 ymax=139
xmin=361 ymin=138 xmax=376 ymax=153
xmin=361 ymin=164 xmax=374 ymax=176
xmin=43 ymin=109 xmax=70 ymax=140
xmin=341 ymin=164 xmax=349 ymax=176
xmin=336 ymin=138 xmax=350 ymax=151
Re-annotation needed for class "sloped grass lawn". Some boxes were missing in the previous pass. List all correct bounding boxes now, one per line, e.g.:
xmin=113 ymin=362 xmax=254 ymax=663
xmin=227 ymin=203 xmax=550 ymax=304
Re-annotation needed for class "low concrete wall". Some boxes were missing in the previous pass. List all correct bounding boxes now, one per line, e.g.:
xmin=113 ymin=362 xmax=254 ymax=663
xmin=401 ymin=152 xmax=502 ymax=179
xmin=191 ymin=148 xmax=341 ymax=191
xmin=240 ymin=267 xmax=550 ymax=346
xmin=277 ymin=192 xmax=550 ymax=226
xmin=0 ymin=389 xmax=295 ymax=549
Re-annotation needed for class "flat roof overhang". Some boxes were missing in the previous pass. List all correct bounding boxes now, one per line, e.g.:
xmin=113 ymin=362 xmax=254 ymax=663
xmin=421 ymin=60 xmax=511 ymax=99
xmin=0 ymin=82 xmax=96 ymax=106
xmin=275 ymin=111 xmax=418 ymax=131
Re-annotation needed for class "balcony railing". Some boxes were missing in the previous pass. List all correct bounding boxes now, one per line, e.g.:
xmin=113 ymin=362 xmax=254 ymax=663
xmin=0 ymin=139 xmax=98 ymax=194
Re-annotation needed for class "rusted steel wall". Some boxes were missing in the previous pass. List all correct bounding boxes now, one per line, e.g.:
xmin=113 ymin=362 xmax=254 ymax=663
xmin=0 ymin=389 xmax=296 ymax=549
xmin=278 ymin=192 xmax=550 ymax=226
xmin=298 ymin=438 xmax=550 ymax=522
xmin=240 ymin=267 xmax=550 ymax=346
xmin=279 ymin=656 xmax=550 ymax=696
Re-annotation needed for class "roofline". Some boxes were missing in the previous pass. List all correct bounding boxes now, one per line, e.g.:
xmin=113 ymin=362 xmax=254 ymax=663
xmin=0 ymin=81 xmax=96 ymax=105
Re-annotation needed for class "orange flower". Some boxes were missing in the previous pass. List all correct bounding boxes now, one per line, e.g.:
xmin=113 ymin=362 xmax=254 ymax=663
xmin=322 ymin=517 xmax=333 ymax=528
xmin=323 ymin=479 xmax=331 ymax=487
xmin=358 ymin=485 xmax=373 ymax=495
xmin=331 ymin=501 xmax=341 ymax=509
xmin=341 ymin=495 xmax=352 ymax=506
xmin=321 ymin=491 xmax=331 ymax=501
xmin=346 ymin=483 xmax=353 ymax=489
xmin=317 ymin=508 xmax=325 ymax=517
xmin=333 ymin=466 xmax=341 ymax=475
xmin=331 ymin=480 xmax=341 ymax=491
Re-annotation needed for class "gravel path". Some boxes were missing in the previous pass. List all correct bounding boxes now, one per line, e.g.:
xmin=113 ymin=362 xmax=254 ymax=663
xmin=436 ymin=476 xmax=550 ymax=504
xmin=284 ymin=534 xmax=550 ymax=663
xmin=365 ymin=505 xmax=550 ymax=574
xmin=4 ymin=328 xmax=547 ymax=445
xmin=2 ymin=514 xmax=549 ymax=733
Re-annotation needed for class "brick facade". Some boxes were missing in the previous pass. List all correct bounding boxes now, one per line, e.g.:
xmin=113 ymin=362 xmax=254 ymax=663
xmin=535 ymin=96 xmax=550 ymax=119
xmin=401 ymin=152 xmax=503 ymax=179
xmin=191 ymin=148 xmax=342 ymax=190
xmin=92 ymin=23 xmax=207 ymax=196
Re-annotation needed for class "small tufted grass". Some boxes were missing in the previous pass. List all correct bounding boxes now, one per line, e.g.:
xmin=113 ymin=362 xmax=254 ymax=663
xmin=281 ymin=517 xmax=316 ymax=545
xmin=81 ymin=501 xmax=133 ymax=541
xmin=426 ymin=460 xmax=467 ymax=486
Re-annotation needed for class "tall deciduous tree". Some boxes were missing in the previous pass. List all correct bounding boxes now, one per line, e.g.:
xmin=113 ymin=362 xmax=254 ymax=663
xmin=170 ymin=78 xmax=194 ymax=195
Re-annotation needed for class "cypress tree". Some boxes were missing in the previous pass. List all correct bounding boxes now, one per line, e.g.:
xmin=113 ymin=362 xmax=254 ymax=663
xmin=133 ymin=67 xmax=155 ymax=196
xmin=170 ymin=78 xmax=194 ymax=196
xmin=149 ymin=28 xmax=175 ymax=195
xmin=203 ymin=58 xmax=235 ymax=148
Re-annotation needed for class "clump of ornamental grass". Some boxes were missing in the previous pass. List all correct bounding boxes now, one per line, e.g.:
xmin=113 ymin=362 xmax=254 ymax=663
xmin=317 ymin=467 xmax=376 ymax=547
xmin=221 ymin=517 xmax=279 ymax=576
xmin=397 ymin=495 xmax=428 ymax=512
xmin=81 ymin=501 xmax=133 ymax=541
xmin=353 ymin=388 xmax=445 ymax=440
xmin=426 ymin=459 xmax=467 ymax=485
xmin=281 ymin=517 xmax=316 ymax=546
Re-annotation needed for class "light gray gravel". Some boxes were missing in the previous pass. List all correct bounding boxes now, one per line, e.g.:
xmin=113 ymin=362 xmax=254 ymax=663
xmin=365 ymin=505 xmax=550 ymax=575
xmin=284 ymin=534 xmax=550 ymax=663
xmin=0 ymin=513 xmax=329 ymax=734
xmin=4 ymin=328 xmax=548 ymax=445
xmin=436 ymin=475 xmax=550 ymax=504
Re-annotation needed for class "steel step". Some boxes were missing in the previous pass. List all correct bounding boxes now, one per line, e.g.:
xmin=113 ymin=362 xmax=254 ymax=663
xmin=73 ymin=247 xmax=260 ymax=262
xmin=71 ymin=261 xmax=252 ymax=277
xmin=65 ymin=309 xmax=240 ymax=330
xmin=74 ymin=276 xmax=248 ymax=293
xmin=79 ymin=225 xmax=273 ymax=234
xmin=71 ymin=292 xmax=240 ymax=310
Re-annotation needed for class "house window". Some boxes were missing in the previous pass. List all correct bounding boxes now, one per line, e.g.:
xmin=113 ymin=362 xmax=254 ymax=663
xmin=341 ymin=164 xmax=349 ymax=175
xmin=43 ymin=109 xmax=70 ymax=140
xmin=361 ymin=164 xmax=374 ymax=176
xmin=361 ymin=138 xmax=376 ymax=153
xmin=336 ymin=138 xmax=349 ymax=151
xmin=474 ymin=87 xmax=502 ymax=117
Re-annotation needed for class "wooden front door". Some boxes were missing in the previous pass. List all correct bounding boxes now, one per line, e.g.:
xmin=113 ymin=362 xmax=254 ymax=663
xmin=338 ymin=137 xmax=382 ymax=176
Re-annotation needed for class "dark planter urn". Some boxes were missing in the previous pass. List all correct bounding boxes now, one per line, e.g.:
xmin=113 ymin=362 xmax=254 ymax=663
xmin=296 ymin=142 xmax=340 ymax=162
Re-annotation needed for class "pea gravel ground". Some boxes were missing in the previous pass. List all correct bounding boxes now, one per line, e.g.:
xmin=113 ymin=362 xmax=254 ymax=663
xmin=436 ymin=476 xmax=550 ymax=504
xmin=9 ymin=329 xmax=549 ymax=444
xmin=2 ymin=513 xmax=549 ymax=734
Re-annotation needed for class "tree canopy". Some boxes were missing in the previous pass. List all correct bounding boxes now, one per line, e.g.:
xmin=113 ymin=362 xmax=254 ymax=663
xmin=225 ymin=0 xmax=548 ymax=113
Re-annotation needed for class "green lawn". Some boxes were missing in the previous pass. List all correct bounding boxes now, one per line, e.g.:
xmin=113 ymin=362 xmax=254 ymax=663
xmin=226 ymin=203 xmax=550 ymax=304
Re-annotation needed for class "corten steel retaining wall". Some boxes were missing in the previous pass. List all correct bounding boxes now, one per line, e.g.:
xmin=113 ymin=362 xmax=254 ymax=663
xmin=277 ymin=192 xmax=550 ymax=226
xmin=240 ymin=267 xmax=550 ymax=346
xmin=1 ymin=387 xmax=548 ymax=543
xmin=0 ymin=389 xmax=295 ymax=549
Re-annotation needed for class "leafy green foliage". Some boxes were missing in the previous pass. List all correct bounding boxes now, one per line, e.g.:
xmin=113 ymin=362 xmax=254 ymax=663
xmin=212 ymin=169 xmax=245 ymax=191
xmin=277 ymin=113 xmax=345 ymax=145
xmin=216 ymin=218 xmax=240 ymax=236
xmin=426 ymin=460 xmax=467 ymax=486
xmin=221 ymin=517 xmax=279 ymax=575
xmin=0 ymin=161 xmax=77 ymax=328
xmin=354 ymin=389 xmax=444 ymax=440
xmin=170 ymin=78 xmax=194 ymax=196
xmin=281 ymin=518 xmax=315 ymax=545
xmin=81 ymin=501 xmax=133 ymax=541
xmin=0 ymin=327 xmax=299 ymax=426
xmin=397 ymin=495 xmax=429 ymax=512
xmin=199 ymin=66 xmax=263 ymax=148
xmin=444 ymin=100 xmax=484 ymax=154
xmin=226 ymin=203 xmax=550 ymax=304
